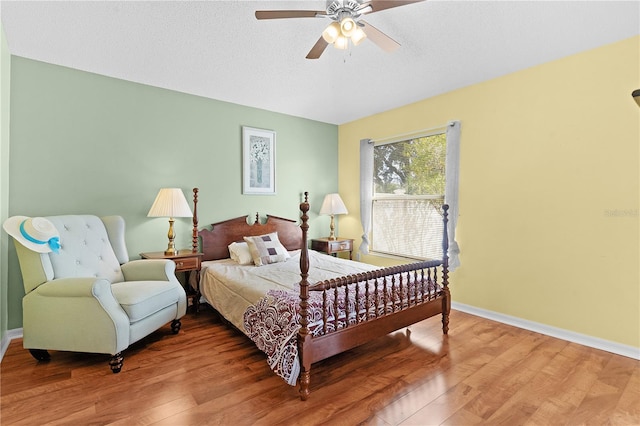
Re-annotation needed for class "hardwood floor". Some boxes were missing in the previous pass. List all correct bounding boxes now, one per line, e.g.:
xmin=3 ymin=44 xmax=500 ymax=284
xmin=1 ymin=307 xmax=638 ymax=425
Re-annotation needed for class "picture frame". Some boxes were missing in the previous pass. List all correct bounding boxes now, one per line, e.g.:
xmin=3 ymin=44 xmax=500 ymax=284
xmin=242 ymin=126 xmax=276 ymax=195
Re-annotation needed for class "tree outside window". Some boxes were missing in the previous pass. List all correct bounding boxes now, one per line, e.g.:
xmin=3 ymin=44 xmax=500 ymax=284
xmin=372 ymin=133 xmax=446 ymax=259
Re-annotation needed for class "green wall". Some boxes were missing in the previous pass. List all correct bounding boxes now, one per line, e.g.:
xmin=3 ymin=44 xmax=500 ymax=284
xmin=1 ymin=24 xmax=11 ymax=341
xmin=7 ymin=57 xmax=338 ymax=329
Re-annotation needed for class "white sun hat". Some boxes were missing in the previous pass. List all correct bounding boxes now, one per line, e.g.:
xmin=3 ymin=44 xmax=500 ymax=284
xmin=2 ymin=216 xmax=61 ymax=254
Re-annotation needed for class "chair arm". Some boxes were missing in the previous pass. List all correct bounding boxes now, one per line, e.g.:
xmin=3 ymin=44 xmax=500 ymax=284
xmin=35 ymin=277 xmax=113 ymax=298
xmin=25 ymin=277 xmax=130 ymax=355
xmin=121 ymin=259 xmax=177 ymax=282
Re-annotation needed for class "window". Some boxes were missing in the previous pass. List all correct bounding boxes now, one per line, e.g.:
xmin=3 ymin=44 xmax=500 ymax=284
xmin=359 ymin=121 xmax=460 ymax=268
xmin=371 ymin=133 xmax=446 ymax=260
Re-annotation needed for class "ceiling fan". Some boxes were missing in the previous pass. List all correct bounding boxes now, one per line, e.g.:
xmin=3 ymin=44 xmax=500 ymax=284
xmin=255 ymin=0 xmax=425 ymax=59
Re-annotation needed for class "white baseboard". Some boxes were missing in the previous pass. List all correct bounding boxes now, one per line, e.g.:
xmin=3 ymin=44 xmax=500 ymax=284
xmin=0 ymin=328 xmax=23 ymax=363
xmin=452 ymin=302 xmax=639 ymax=360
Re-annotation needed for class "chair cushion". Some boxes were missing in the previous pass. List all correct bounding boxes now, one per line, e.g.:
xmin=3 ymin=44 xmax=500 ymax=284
xmin=111 ymin=281 xmax=182 ymax=323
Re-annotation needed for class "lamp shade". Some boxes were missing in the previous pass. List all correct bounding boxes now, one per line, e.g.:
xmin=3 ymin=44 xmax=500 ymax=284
xmin=340 ymin=17 xmax=356 ymax=37
xmin=322 ymin=21 xmax=341 ymax=43
xmin=147 ymin=188 xmax=192 ymax=218
xmin=351 ymin=26 xmax=367 ymax=46
xmin=319 ymin=193 xmax=348 ymax=216
xmin=334 ymin=34 xmax=349 ymax=50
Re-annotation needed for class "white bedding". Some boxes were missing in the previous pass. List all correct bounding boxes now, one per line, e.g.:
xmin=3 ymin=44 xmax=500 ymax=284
xmin=200 ymin=249 xmax=378 ymax=334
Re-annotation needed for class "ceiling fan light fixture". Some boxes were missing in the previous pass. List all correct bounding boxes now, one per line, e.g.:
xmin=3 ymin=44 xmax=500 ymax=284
xmin=351 ymin=26 xmax=367 ymax=46
xmin=256 ymin=0 xmax=418 ymax=59
xmin=340 ymin=17 xmax=356 ymax=37
xmin=322 ymin=21 xmax=341 ymax=43
xmin=334 ymin=34 xmax=349 ymax=50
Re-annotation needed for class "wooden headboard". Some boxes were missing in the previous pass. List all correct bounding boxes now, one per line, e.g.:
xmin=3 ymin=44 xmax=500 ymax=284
xmin=198 ymin=214 xmax=302 ymax=261
xmin=191 ymin=188 xmax=302 ymax=261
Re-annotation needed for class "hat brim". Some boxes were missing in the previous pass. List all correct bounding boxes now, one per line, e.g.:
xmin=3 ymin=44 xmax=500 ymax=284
xmin=2 ymin=216 xmax=54 ymax=254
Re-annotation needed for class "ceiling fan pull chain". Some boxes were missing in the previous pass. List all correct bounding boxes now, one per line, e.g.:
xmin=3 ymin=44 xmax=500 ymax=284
xmin=343 ymin=48 xmax=353 ymax=64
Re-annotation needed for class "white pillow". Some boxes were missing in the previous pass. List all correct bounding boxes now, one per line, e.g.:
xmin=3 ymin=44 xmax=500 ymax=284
xmin=243 ymin=232 xmax=290 ymax=266
xmin=228 ymin=242 xmax=254 ymax=265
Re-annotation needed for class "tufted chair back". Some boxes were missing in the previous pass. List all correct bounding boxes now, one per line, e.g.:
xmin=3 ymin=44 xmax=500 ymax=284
xmin=45 ymin=215 xmax=126 ymax=284
xmin=16 ymin=215 xmax=130 ymax=294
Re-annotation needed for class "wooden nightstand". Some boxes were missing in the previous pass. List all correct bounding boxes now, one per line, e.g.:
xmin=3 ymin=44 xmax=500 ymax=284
xmin=139 ymin=250 xmax=204 ymax=313
xmin=311 ymin=238 xmax=354 ymax=260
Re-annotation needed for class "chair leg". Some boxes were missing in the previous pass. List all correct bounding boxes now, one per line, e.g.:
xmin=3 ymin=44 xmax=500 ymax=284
xmin=109 ymin=352 xmax=124 ymax=373
xmin=171 ymin=319 xmax=181 ymax=334
xmin=28 ymin=349 xmax=51 ymax=362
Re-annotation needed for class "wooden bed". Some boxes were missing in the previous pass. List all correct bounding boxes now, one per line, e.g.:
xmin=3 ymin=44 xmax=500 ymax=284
xmin=191 ymin=188 xmax=450 ymax=400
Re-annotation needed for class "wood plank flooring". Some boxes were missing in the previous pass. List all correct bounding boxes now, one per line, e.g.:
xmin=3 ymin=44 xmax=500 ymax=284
xmin=1 ymin=307 xmax=638 ymax=425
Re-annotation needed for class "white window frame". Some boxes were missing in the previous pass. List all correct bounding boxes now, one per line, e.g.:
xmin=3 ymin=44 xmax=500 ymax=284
xmin=370 ymin=131 xmax=446 ymax=260
xmin=359 ymin=121 xmax=461 ymax=269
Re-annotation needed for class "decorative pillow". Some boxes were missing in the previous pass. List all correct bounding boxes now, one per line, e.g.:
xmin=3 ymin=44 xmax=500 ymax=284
xmin=243 ymin=232 xmax=290 ymax=266
xmin=228 ymin=242 xmax=254 ymax=265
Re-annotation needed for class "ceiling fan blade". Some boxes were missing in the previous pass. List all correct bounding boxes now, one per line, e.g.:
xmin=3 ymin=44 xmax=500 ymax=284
xmin=361 ymin=0 xmax=425 ymax=14
xmin=255 ymin=10 xmax=325 ymax=20
xmin=306 ymin=37 xmax=330 ymax=59
xmin=361 ymin=21 xmax=400 ymax=52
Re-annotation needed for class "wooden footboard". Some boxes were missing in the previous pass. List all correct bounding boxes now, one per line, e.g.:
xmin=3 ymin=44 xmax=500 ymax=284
xmin=297 ymin=192 xmax=450 ymax=400
xmin=191 ymin=188 xmax=450 ymax=400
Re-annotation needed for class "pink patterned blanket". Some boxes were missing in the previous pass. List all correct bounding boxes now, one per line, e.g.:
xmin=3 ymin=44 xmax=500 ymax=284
xmin=243 ymin=277 xmax=441 ymax=385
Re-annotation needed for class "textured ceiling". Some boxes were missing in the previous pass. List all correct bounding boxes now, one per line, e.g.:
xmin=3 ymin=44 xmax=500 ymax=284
xmin=1 ymin=1 xmax=639 ymax=125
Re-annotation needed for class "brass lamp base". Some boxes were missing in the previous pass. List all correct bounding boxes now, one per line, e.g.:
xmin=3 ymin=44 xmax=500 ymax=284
xmin=328 ymin=214 xmax=336 ymax=240
xmin=164 ymin=217 xmax=177 ymax=255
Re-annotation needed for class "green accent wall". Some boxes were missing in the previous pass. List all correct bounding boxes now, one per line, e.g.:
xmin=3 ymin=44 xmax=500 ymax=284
xmin=7 ymin=57 xmax=338 ymax=329
xmin=1 ymin=24 xmax=11 ymax=341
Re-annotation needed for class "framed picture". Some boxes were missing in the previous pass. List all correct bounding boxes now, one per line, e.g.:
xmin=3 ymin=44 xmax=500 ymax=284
xmin=242 ymin=126 xmax=276 ymax=195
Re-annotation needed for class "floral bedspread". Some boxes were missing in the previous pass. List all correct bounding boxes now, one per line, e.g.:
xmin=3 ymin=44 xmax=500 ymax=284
xmin=243 ymin=277 xmax=441 ymax=385
xmin=244 ymin=289 xmax=302 ymax=385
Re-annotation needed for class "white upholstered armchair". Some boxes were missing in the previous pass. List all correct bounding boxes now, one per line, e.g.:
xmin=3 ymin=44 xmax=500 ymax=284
xmin=12 ymin=215 xmax=187 ymax=372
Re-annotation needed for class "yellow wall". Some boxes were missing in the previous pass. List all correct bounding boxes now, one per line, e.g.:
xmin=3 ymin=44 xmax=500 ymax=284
xmin=338 ymin=36 xmax=639 ymax=348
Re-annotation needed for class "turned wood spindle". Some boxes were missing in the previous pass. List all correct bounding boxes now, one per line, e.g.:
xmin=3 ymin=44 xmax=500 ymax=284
xmin=192 ymin=188 xmax=199 ymax=253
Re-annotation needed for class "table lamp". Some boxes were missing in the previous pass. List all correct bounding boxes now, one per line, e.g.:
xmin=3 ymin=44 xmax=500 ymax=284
xmin=147 ymin=188 xmax=193 ymax=255
xmin=319 ymin=193 xmax=348 ymax=240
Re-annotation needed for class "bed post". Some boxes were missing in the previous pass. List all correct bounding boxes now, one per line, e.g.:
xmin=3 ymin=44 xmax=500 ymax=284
xmin=441 ymin=204 xmax=451 ymax=334
xmin=192 ymin=188 xmax=199 ymax=253
xmin=298 ymin=192 xmax=312 ymax=401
